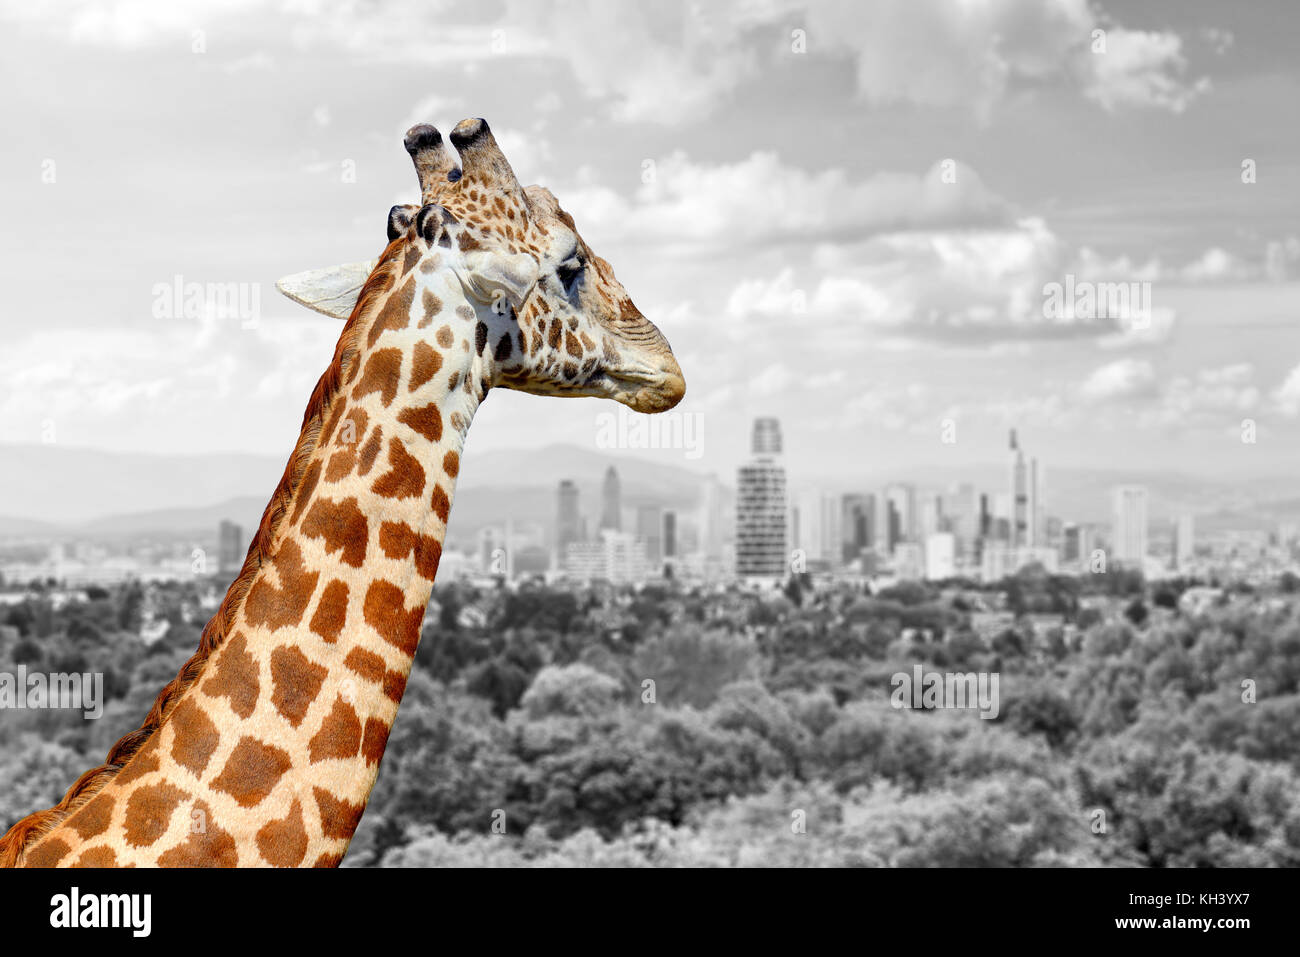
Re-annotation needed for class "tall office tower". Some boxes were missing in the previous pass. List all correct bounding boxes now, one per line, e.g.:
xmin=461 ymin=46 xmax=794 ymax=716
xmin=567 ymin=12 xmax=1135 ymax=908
xmin=1062 ymin=522 xmax=1082 ymax=563
xmin=1175 ymin=513 xmax=1195 ymax=571
xmin=884 ymin=498 xmax=902 ymax=552
xmin=817 ymin=493 xmax=844 ymax=567
xmin=217 ymin=520 xmax=244 ymax=575
xmin=841 ymin=493 xmax=875 ymax=562
xmin=946 ymin=483 xmax=980 ymax=558
xmin=663 ymin=510 xmax=677 ymax=558
xmin=1008 ymin=429 xmax=1044 ymax=547
xmin=924 ymin=532 xmax=956 ymax=581
xmin=1112 ymin=485 xmax=1150 ymax=566
xmin=600 ymin=466 xmax=622 ymax=532
xmin=978 ymin=493 xmax=992 ymax=539
xmin=1029 ymin=457 xmax=1044 ymax=546
xmin=884 ymin=483 xmax=916 ymax=543
xmin=1009 ymin=429 xmax=1028 ymax=547
xmin=736 ymin=417 xmax=788 ymax=578
xmin=556 ymin=480 xmax=582 ymax=559
xmin=698 ymin=474 xmax=723 ymax=558
xmin=918 ymin=492 xmax=943 ymax=541
xmin=796 ymin=490 xmax=844 ymax=567
xmin=636 ymin=504 xmax=664 ymax=565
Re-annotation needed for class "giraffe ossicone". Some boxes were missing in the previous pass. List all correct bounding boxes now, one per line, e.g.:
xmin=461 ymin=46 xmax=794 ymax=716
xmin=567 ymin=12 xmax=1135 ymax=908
xmin=0 ymin=118 xmax=684 ymax=868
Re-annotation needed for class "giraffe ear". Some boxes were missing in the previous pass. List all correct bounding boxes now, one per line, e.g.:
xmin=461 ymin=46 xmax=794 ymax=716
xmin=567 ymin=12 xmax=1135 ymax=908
xmin=275 ymin=260 xmax=378 ymax=320
xmin=461 ymin=250 xmax=539 ymax=310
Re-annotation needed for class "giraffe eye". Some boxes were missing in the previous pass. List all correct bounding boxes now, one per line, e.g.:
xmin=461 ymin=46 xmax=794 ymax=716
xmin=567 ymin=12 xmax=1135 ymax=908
xmin=556 ymin=258 xmax=585 ymax=294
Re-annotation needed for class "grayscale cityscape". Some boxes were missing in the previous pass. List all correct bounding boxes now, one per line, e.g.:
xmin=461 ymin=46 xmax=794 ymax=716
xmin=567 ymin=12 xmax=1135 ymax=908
xmin=1 ymin=0 xmax=1298 ymax=892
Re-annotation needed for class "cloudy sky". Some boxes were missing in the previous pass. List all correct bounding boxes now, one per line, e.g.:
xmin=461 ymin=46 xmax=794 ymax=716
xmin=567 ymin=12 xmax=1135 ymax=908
xmin=1 ymin=0 xmax=1298 ymax=490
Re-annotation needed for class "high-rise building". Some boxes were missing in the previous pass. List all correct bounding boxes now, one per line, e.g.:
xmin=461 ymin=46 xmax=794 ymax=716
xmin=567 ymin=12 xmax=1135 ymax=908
xmin=793 ymin=490 xmax=844 ymax=569
xmin=600 ymin=466 xmax=621 ymax=532
xmin=1062 ymin=522 xmax=1085 ymax=563
xmin=1175 ymin=513 xmax=1195 ymax=571
xmin=736 ymin=417 xmax=788 ymax=578
xmin=893 ymin=542 xmax=925 ymax=581
xmin=946 ymin=483 xmax=980 ymax=558
xmin=925 ymin=533 xmax=956 ymax=581
xmin=636 ymin=504 xmax=664 ymax=565
xmin=663 ymin=510 xmax=678 ymax=558
xmin=565 ymin=529 xmax=649 ymax=584
xmin=884 ymin=483 xmax=916 ymax=544
xmin=217 ymin=520 xmax=244 ymax=575
xmin=918 ymin=492 xmax=944 ymax=541
xmin=841 ymin=493 xmax=874 ymax=563
xmin=1008 ymin=429 xmax=1045 ymax=548
xmin=556 ymin=480 xmax=582 ymax=559
xmin=1112 ymin=485 xmax=1149 ymax=566
xmin=698 ymin=474 xmax=726 ymax=559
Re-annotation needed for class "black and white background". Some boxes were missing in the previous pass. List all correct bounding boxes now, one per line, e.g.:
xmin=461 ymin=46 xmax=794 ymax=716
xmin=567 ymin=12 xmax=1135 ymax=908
xmin=1 ymin=0 xmax=1298 ymax=880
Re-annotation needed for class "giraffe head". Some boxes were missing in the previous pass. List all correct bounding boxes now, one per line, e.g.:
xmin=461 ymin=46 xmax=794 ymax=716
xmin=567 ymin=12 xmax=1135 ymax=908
xmin=280 ymin=118 xmax=684 ymax=414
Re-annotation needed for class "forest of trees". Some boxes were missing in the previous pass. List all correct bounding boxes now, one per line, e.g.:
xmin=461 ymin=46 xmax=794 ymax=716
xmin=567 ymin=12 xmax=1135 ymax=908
xmin=2 ymin=566 xmax=1298 ymax=867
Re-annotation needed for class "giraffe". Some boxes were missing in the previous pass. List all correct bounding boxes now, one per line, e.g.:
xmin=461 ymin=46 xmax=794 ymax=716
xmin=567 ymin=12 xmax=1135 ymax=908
xmin=0 ymin=119 xmax=684 ymax=867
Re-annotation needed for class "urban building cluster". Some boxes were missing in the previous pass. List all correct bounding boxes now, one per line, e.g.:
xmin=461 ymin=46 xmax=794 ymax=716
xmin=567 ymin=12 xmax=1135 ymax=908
xmin=1 ymin=419 xmax=1296 ymax=592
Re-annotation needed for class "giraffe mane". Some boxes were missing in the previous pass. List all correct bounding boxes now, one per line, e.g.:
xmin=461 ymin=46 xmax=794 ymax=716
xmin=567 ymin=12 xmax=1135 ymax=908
xmin=0 ymin=243 xmax=408 ymax=867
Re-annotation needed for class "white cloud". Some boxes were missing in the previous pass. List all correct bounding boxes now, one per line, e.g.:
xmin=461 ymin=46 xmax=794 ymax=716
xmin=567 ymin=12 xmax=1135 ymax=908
xmin=1272 ymin=364 xmax=1300 ymax=417
xmin=1136 ymin=363 xmax=1261 ymax=427
xmin=803 ymin=0 xmax=1204 ymax=119
xmin=1085 ymin=28 xmax=1208 ymax=112
xmin=749 ymin=363 xmax=795 ymax=397
xmin=0 ymin=312 xmax=338 ymax=450
xmin=1264 ymin=237 xmax=1300 ymax=282
xmin=1073 ymin=238 xmax=1300 ymax=286
xmin=1081 ymin=358 xmax=1157 ymax=401
xmin=838 ymin=383 xmax=930 ymax=431
xmin=1178 ymin=247 xmax=1253 ymax=282
xmin=8 ymin=0 xmax=1206 ymax=125
xmin=724 ymin=217 xmax=1103 ymax=343
xmin=562 ymin=153 xmax=1009 ymax=251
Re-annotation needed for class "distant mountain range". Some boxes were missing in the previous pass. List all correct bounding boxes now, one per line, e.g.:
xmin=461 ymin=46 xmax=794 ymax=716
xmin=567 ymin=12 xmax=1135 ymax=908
xmin=0 ymin=443 xmax=719 ymax=546
xmin=0 ymin=442 xmax=1295 ymax=544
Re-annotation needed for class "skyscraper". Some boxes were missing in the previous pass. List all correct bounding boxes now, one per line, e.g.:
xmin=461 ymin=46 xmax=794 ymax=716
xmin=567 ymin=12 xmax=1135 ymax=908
xmin=556 ymin=480 xmax=582 ymax=559
xmin=793 ymin=490 xmax=844 ymax=568
xmin=925 ymin=532 xmax=956 ymax=581
xmin=946 ymin=482 xmax=980 ymax=560
xmin=698 ymin=473 xmax=726 ymax=560
xmin=1112 ymin=485 xmax=1149 ymax=566
xmin=1009 ymin=429 xmax=1044 ymax=547
xmin=841 ymin=493 xmax=874 ymax=563
xmin=217 ymin=520 xmax=244 ymax=576
xmin=663 ymin=510 xmax=677 ymax=559
xmin=884 ymin=483 xmax=916 ymax=544
xmin=736 ymin=417 xmax=788 ymax=578
xmin=636 ymin=504 xmax=664 ymax=565
xmin=600 ymin=466 xmax=622 ymax=532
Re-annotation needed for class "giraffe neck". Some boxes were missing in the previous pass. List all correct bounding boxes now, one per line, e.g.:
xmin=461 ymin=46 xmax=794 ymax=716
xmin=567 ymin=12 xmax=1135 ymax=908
xmin=15 ymin=249 xmax=492 ymax=867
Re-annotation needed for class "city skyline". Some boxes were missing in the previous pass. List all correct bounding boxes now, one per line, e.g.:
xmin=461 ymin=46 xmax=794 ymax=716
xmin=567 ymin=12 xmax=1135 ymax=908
xmin=4 ymin=411 xmax=1296 ymax=589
